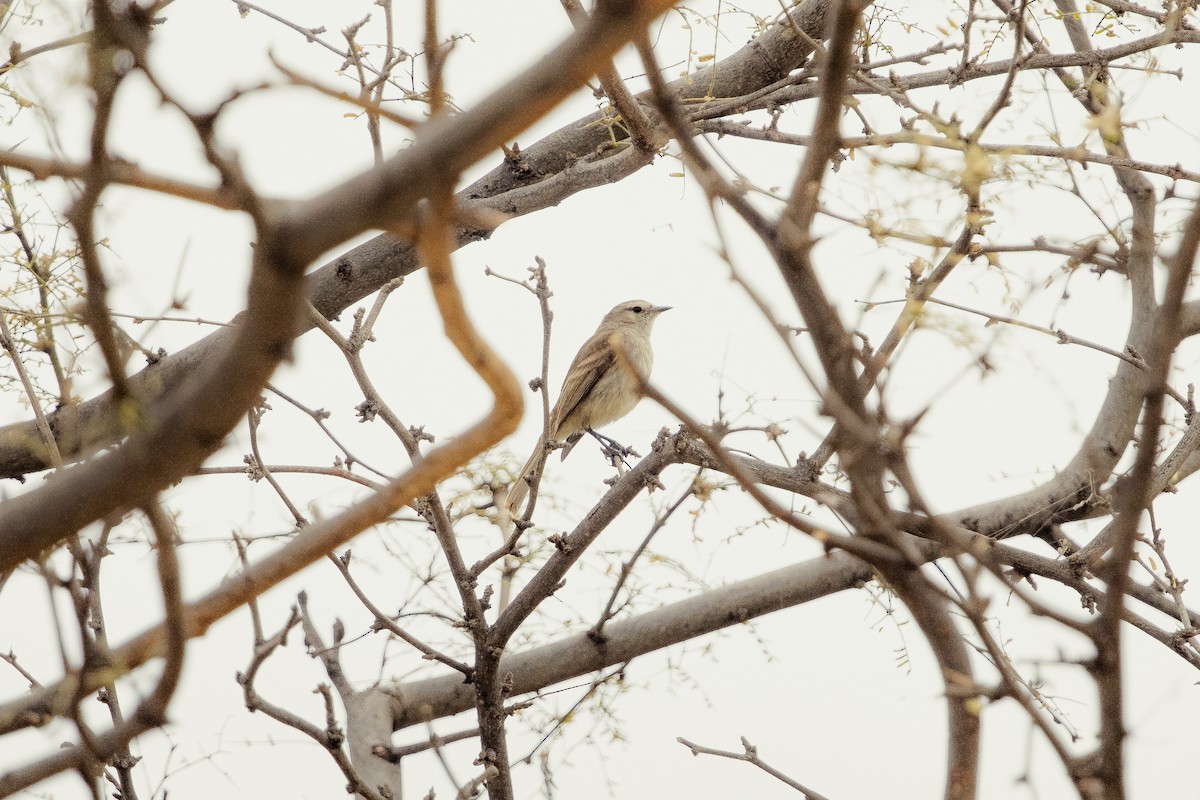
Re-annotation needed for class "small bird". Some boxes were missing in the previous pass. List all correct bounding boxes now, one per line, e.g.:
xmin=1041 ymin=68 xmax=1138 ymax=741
xmin=505 ymin=299 xmax=671 ymax=517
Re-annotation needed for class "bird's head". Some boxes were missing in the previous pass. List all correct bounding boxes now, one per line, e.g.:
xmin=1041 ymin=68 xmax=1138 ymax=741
xmin=601 ymin=300 xmax=672 ymax=331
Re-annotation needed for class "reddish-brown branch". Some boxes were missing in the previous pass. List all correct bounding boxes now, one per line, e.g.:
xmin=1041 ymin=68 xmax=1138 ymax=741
xmin=0 ymin=0 xmax=836 ymax=481
xmin=0 ymin=0 xmax=685 ymax=572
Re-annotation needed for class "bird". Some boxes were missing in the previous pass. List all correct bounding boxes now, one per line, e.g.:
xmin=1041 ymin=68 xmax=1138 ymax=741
xmin=505 ymin=299 xmax=671 ymax=517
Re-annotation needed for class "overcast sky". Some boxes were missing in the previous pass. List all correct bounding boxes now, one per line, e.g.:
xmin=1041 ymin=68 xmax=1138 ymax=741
xmin=2 ymin=1 xmax=1200 ymax=798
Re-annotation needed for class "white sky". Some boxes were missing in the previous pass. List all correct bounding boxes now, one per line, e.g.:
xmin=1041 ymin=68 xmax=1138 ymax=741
xmin=2 ymin=1 xmax=1199 ymax=798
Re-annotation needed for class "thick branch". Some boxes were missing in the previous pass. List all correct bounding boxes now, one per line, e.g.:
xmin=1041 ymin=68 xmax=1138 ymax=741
xmin=383 ymin=549 xmax=876 ymax=731
xmin=0 ymin=0 xmax=684 ymax=567
xmin=0 ymin=0 xmax=839 ymax=480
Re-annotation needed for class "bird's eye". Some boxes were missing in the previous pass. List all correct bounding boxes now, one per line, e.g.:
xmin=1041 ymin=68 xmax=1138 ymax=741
xmin=632 ymin=306 xmax=643 ymax=313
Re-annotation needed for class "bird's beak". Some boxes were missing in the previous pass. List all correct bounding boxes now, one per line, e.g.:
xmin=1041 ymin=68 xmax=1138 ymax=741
xmin=653 ymin=305 xmax=673 ymax=314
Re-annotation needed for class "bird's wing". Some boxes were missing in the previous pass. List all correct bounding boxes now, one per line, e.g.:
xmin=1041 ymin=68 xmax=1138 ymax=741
xmin=551 ymin=332 xmax=616 ymax=437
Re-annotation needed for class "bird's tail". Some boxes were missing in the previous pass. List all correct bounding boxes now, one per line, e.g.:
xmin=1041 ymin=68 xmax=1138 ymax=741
xmin=504 ymin=438 xmax=547 ymax=517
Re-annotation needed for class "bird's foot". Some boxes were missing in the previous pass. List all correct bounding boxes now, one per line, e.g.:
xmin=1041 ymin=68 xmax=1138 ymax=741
xmin=587 ymin=428 xmax=639 ymax=469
